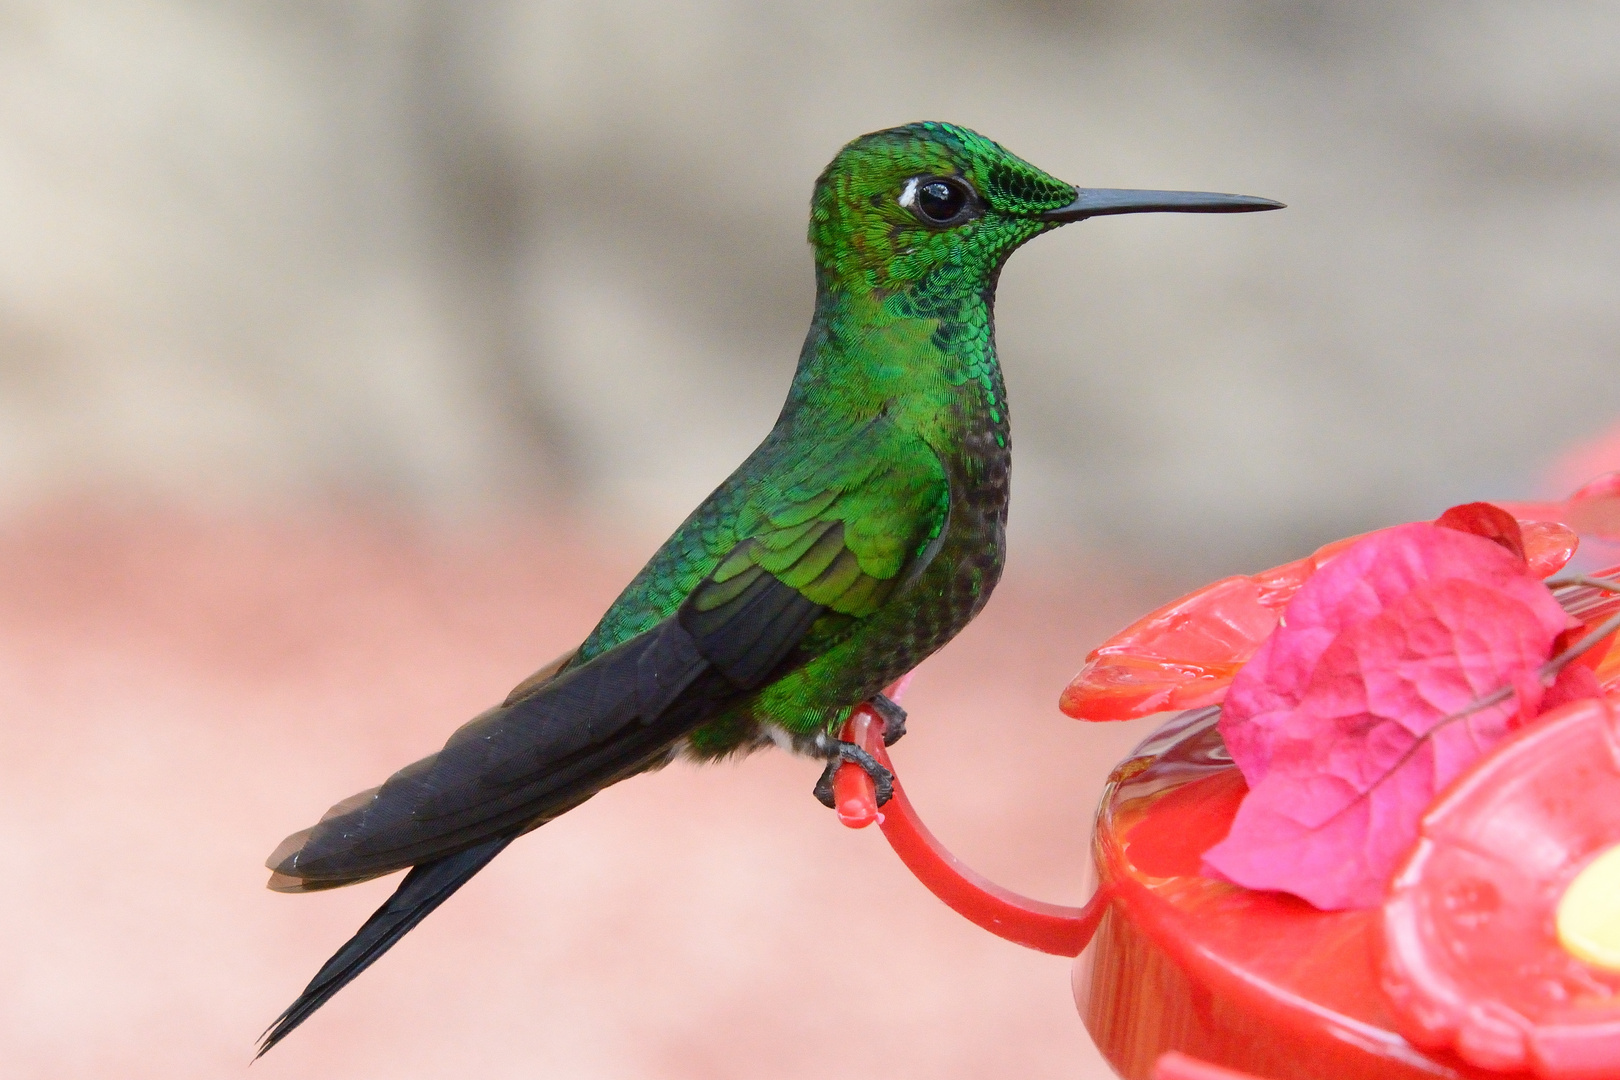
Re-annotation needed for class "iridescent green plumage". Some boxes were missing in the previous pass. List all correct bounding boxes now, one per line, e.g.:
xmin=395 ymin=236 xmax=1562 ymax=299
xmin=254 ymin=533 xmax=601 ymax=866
xmin=580 ymin=122 xmax=1076 ymax=751
xmin=258 ymin=122 xmax=1281 ymax=1055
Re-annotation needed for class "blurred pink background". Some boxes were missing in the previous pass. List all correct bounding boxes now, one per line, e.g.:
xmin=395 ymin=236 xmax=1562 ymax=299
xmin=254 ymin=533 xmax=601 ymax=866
xmin=3 ymin=3 xmax=1620 ymax=1078
xmin=0 ymin=503 xmax=1162 ymax=1078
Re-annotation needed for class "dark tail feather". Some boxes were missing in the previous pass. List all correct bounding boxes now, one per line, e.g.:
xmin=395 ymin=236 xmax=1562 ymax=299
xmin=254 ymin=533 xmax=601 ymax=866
xmin=258 ymin=577 xmax=828 ymax=1055
xmin=256 ymin=836 xmax=513 ymax=1058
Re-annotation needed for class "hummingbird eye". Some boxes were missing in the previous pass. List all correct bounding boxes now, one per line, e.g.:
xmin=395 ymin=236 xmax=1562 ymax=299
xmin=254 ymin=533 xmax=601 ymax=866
xmin=901 ymin=175 xmax=978 ymax=227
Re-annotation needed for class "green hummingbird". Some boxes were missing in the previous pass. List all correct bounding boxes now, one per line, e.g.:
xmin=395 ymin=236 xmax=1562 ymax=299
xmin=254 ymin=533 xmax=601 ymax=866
xmin=258 ymin=121 xmax=1280 ymax=1054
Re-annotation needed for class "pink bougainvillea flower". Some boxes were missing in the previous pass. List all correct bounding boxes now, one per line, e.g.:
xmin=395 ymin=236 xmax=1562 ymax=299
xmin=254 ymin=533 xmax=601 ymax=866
xmin=1201 ymin=521 xmax=1583 ymax=910
xmin=1433 ymin=500 xmax=1527 ymax=561
xmin=1060 ymin=508 xmax=1578 ymax=723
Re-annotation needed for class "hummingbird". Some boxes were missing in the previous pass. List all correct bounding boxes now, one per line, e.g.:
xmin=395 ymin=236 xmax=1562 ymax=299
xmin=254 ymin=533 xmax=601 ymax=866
xmin=258 ymin=121 xmax=1281 ymax=1054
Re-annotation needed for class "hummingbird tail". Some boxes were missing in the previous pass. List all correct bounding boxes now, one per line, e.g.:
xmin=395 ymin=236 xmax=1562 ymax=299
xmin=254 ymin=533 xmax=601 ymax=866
xmin=256 ymin=835 xmax=513 ymax=1058
xmin=267 ymin=568 xmax=826 ymax=893
xmin=257 ymin=565 xmax=828 ymax=1053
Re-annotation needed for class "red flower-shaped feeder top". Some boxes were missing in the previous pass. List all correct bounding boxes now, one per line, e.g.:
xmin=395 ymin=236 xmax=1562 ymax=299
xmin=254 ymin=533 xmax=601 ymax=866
xmin=832 ymin=482 xmax=1620 ymax=1079
xmin=1204 ymin=513 xmax=1592 ymax=910
xmin=1060 ymin=495 xmax=1620 ymax=1078
xmin=1383 ymin=696 xmax=1620 ymax=1078
xmin=1058 ymin=502 xmax=1597 ymax=725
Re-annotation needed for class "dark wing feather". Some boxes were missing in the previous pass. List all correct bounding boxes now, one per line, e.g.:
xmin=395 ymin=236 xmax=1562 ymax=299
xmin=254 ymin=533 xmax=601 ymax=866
xmin=260 ymin=417 xmax=949 ymax=1053
xmin=270 ymin=571 xmax=822 ymax=890
xmin=679 ymin=535 xmax=833 ymax=686
xmin=258 ymin=575 xmax=825 ymax=1055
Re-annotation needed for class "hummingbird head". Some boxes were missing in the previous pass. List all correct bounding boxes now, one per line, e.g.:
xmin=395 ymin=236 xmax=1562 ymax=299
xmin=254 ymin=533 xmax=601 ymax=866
xmin=808 ymin=121 xmax=1281 ymax=303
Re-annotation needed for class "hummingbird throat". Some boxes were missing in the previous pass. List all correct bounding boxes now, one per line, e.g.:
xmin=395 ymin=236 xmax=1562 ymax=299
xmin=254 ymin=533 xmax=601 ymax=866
xmin=806 ymin=279 xmax=1010 ymax=454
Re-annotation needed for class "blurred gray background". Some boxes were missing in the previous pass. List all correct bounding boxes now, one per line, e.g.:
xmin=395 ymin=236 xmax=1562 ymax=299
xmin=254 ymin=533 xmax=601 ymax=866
xmin=4 ymin=5 xmax=1620 ymax=1079
xmin=3 ymin=1 xmax=1618 ymax=579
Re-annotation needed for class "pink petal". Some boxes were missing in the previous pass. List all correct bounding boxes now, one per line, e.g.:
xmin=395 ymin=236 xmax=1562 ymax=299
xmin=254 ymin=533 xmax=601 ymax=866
xmin=1207 ymin=523 xmax=1574 ymax=909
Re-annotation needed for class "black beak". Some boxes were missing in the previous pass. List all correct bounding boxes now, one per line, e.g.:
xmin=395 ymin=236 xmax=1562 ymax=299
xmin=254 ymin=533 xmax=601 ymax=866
xmin=1041 ymin=188 xmax=1284 ymax=222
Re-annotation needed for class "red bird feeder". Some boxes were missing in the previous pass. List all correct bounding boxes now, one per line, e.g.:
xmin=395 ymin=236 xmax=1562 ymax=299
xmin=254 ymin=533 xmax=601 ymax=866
xmin=836 ymin=481 xmax=1620 ymax=1079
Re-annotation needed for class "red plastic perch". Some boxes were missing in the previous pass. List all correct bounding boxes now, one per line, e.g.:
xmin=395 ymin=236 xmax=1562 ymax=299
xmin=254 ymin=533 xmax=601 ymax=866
xmin=831 ymin=679 xmax=1108 ymax=957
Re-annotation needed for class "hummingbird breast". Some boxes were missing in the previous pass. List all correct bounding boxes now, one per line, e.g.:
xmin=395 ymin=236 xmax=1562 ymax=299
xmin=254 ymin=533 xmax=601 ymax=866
xmin=787 ymin=402 xmax=1014 ymax=740
xmin=677 ymin=293 xmax=1018 ymax=754
xmin=863 ymin=408 xmax=1013 ymax=676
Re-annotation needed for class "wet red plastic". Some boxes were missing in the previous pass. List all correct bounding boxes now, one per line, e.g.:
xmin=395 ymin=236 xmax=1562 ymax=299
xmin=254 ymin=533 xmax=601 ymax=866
xmin=1154 ymin=1051 xmax=1274 ymax=1080
xmin=1075 ymin=707 xmax=1525 ymax=1079
xmin=1500 ymin=472 xmax=1620 ymax=542
xmin=1057 ymin=574 xmax=1276 ymax=721
xmin=1553 ymin=564 xmax=1620 ymax=693
xmin=831 ymin=706 xmax=882 ymax=827
xmin=1060 ymin=515 xmax=1580 ymax=725
xmin=832 ymin=691 xmax=1106 ymax=957
xmin=1383 ymin=696 xmax=1620 ymax=1078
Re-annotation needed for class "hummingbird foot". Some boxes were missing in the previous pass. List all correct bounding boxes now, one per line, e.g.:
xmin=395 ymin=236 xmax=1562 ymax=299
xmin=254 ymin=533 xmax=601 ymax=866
xmin=812 ymin=736 xmax=894 ymax=809
xmin=869 ymin=693 xmax=907 ymax=745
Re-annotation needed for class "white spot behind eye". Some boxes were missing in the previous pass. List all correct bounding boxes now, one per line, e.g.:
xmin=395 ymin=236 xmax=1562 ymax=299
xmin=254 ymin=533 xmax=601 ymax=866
xmin=898 ymin=177 xmax=919 ymax=209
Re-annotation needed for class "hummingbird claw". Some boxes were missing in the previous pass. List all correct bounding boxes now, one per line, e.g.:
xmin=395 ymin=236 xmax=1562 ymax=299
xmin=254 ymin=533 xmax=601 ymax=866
xmin=869 ymin=693 xmax=907 ymax=746
xmin=813 ymin=759 xmax=839 ymax=809
xmin=812 ymin=739 xmax=895 ymax=808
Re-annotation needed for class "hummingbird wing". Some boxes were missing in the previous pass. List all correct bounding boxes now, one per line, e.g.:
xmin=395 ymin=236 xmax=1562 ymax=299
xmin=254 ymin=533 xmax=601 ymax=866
xmin=267 ymin=416 xmax=949 ymax=890
xmin=257 ymin=580 xmax=817 ymax=1056
xmin=259 ymin=417 xmax=949 ymax=1054
xmin=581 ymin=409 xmax=952 ymax=655
xmin=265 ymin=580 xmax=809 ymax=892
xmin=684 ymin=420 xmax=950 ymax=663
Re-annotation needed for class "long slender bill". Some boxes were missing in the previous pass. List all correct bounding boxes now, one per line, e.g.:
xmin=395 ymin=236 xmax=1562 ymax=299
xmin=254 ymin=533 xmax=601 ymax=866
xmin=1043 ymin=188 xmax=1284 ymax=221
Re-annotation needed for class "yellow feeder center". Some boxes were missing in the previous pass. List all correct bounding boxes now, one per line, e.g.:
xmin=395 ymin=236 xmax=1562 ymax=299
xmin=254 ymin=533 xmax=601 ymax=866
xmin=1557 ymin=845 xmax=1620 ymax=971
